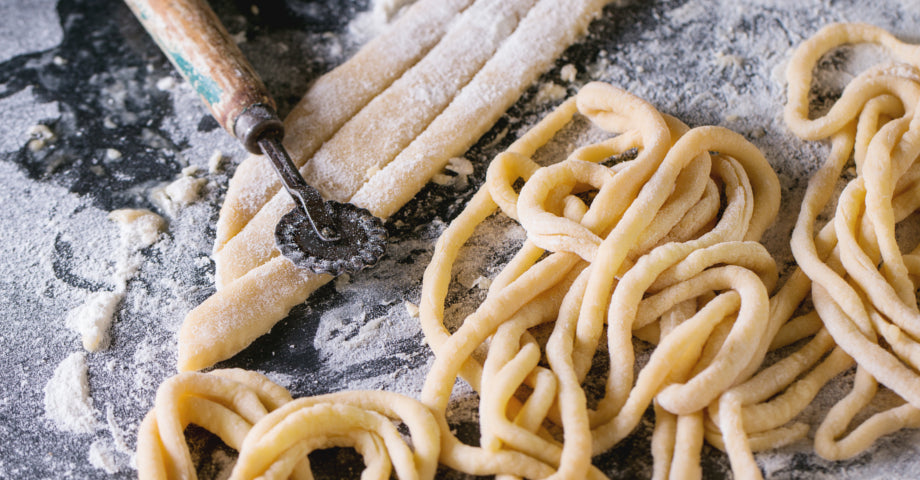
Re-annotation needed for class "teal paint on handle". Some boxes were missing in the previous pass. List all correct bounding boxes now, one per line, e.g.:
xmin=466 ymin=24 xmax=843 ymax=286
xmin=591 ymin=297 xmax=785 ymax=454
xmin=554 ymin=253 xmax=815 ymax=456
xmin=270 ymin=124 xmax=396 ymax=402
xmin=172 ymin=53 xmax=222 ymax=106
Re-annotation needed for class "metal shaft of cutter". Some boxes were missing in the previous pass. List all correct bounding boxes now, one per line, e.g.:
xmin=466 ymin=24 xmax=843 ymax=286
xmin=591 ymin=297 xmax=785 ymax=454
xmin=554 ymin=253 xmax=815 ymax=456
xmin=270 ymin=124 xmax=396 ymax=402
xmin=257 ymin=135 xmax=341 ymax=242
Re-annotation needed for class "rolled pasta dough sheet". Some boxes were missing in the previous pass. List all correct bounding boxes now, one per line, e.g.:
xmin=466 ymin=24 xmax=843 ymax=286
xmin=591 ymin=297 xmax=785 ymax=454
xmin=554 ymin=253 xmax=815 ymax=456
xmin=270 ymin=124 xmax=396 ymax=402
xmin=214 ymin=0 xmax=540 ymax=288
xmin=179 ymin=0 xmax=612 ymax=371
xmin=214 ymin=0 xmax=475 ymax=252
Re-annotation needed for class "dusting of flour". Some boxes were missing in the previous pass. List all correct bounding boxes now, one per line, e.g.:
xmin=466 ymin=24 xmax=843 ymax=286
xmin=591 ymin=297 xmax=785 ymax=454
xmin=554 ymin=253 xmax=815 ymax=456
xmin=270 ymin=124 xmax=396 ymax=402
xmin=3 ymin=0 xmax=920 ymax=479
xmin=43 ymin=352 xmax=101 ymax=434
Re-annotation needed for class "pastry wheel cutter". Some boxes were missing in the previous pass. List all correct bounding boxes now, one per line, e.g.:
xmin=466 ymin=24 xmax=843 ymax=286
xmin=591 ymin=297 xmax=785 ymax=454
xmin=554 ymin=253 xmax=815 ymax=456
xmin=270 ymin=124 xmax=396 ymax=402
xmin=125 ymin=0 xmax=386 ymax=276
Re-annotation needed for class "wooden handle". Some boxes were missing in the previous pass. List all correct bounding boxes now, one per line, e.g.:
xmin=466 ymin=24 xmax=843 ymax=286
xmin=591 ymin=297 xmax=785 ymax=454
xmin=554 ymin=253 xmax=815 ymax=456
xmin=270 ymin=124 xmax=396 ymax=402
xmin=125 ymin=0 xmax=274 ymax=138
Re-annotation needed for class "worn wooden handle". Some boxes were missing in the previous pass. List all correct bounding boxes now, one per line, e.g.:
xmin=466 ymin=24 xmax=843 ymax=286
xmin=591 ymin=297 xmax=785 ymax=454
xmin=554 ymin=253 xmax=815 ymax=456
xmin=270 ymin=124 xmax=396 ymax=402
xmin=125 ymin=0 xmax=274 ymax=138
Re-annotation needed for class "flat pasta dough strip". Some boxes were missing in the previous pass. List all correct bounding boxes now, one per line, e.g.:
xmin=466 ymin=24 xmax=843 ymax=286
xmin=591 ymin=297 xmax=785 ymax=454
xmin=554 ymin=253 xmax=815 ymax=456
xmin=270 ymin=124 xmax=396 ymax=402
xmin=178 ymin=0 xmax=611 ymax=371
xmin=213 ymin=0 xmax=540 ymax=287
xmin=214 ymin=0 xmax=475 ymax=251
xmin=351 ymin=0 xmax=611 ymax=218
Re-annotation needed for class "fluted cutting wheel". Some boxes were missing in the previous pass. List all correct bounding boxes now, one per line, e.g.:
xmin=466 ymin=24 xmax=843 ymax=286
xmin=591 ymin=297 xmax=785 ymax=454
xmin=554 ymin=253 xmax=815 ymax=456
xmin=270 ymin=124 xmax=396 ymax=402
xmin=275 ymin=201 xmax=387 ymax=276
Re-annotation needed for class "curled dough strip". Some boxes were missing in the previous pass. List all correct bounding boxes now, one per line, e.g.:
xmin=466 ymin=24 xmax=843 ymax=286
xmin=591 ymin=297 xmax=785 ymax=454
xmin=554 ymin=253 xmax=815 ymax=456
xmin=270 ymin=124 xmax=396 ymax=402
xmin=136 ymin=369 xmax=300 ymax=480
xmin=704 ymin=24 xmax=920 ymax=477
xmin=232 ymin=391 xmax=441 ymax=480
xmin=419 ymin=82 xmax=782 ymax=478
xmin=136 ymin=370 xmax=440 ymax=480
xmin=783 ymin=21 xmax=920 ymax=463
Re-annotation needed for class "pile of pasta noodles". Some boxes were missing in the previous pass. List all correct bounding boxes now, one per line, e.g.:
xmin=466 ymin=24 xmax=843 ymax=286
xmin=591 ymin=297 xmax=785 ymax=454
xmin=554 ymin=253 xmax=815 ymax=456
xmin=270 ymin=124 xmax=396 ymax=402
xmin=420 ymin=81 xmax=786 ymax=479
xmin=136 ymin=23 xmax=920 ymax=480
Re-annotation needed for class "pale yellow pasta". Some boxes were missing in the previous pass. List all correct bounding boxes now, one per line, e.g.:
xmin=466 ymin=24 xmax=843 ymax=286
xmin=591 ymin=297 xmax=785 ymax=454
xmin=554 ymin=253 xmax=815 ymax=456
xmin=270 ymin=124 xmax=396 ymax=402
xmin=231 ymin=391 xmax=441 ymax=480
xmin=418 ymin=81 xmax=783 ymax=479
xmin=136 ymin=370 xmax=439 ymax=480
xmin=141 ymin=23 xmax=920 ymax=476
xmin=136 ymin=369 xmax=306 ymax=480
xmin=694 ymin=24 xmax=920 ymax=477
xmin=783 ymin=21 xmax=920 ymax=461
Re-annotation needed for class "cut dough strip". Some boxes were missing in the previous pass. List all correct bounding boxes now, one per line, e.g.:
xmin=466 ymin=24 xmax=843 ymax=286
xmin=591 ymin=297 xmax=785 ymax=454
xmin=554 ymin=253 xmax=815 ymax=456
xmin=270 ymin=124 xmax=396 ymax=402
xmin=350 ymin=0 xmax=611 ymax=218
xmin=214 ymin=0 xmax=475 ymax=251
xmin=179 ymin=0 xmax=611 ymax=371
xmin=213 ymin=0 xmax=540 ymax=287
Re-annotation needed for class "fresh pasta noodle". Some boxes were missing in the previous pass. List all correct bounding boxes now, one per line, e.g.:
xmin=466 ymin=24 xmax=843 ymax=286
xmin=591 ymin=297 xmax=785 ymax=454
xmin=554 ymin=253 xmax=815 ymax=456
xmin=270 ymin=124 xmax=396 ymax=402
xmin=701 ymin=23 xmax=920 ymax=478
xmin=136 ymin=369 xmax=301 ymax=480
xmin=418 ymin=81 xmax=785 ymax=479
xmin=136 ymin=369 xmax=440 ymax=480
xmin=783 ymin=22 xmax=920 ymax=460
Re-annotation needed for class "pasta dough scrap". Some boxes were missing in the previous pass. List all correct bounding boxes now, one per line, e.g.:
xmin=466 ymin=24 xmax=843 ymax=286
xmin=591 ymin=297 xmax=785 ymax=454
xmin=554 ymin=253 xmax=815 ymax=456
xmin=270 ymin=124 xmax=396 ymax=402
xmin=214 ymin=0 xmax=475 ymax=251
xmin=213 ymin=0 xmax=539 ymax=287
xmin=178 ymin=0 xmax=611 ymax=372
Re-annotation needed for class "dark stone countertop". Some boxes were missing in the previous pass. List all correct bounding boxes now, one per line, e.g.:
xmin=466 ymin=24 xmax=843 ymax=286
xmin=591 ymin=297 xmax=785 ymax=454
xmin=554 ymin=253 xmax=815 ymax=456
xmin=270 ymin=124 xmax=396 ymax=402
xmin=1 ymin=0 xmax=918 ymax=478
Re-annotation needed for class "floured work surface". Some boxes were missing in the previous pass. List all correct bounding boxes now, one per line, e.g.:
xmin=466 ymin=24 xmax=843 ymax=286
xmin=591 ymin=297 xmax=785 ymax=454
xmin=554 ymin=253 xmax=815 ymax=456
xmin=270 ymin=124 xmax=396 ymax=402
xmin=1 ymin=0 xmax=920 ymax=478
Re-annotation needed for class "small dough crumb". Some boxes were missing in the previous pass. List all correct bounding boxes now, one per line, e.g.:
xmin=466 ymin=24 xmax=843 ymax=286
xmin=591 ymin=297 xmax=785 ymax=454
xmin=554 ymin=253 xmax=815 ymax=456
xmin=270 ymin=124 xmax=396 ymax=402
xmin=431 ymin=173 xmax=453 ymax=185
xmin=105 ymin=148 xmax=122 ymax=160
xmin=152 ymin=170 xmax=207 ymax=216
xmin=405 ymin=301 xmax=419 ymax=318
xmin=534 ymin=82 xmax=567 ymax=104
xmin=560 ymin=63 xmax=578 ymax=82
xmin=334 ymin=274 xmax=352 ymax=291
xmin=27 ymin=124 xmax=55 ymax=151
xmin=208 ymin=150 xmax=225 ymax=173
xmin=156 ymin=76 xmax=176 ymax=91
xmin=66 ymin=291 xmax=122 ymax=352
xmin=446 ymin=156 xmax=474 ymax=176
xmin=432 ymin=157 xmax=474 ymax=189
xmin=472 ymin=275 xmax=492 ymax=290
xmin=108 ymin=208 xmax=165 ymax=249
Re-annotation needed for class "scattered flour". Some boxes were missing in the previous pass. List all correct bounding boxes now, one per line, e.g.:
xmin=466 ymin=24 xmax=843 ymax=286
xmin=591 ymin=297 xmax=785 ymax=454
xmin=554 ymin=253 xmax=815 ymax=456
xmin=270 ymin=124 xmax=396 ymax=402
xmin=533 ymin=82 xmax=568 ymax=104
xmin=5 ymin=0 xmax=920 ymax=478
xmin=43 ymin=352 xmax=100 ymax=434
xmin=88 ymin=438 xmax=118 ymax=474
xmin=0 ymin=0 xmax=62 ymax=63
xmin=348 ymin=0 xmax=418 ymax=42
xmin=65 ymin=209 xmax=164 ymax=351
xmin=66 ymin=291 xmax=121 ymax=351
xmin=0 ymin=87 xmax=60 ymax=153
